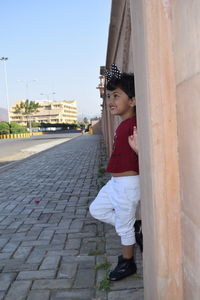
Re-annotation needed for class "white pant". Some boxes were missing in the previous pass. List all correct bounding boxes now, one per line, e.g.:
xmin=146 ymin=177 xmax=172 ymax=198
xmin=89 ymin=176 xmax=140 ymax=245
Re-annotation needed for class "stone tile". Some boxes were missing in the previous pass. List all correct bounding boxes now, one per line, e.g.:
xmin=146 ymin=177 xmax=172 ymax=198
xmin=65 ymin=238 xmax=81 ymax=249
xmin=0 ymin=238 xmax=9 ymax=248
xmin=57 ymin=262 xmax=78 ymax=279
xmin=108 ymin=289 xmax=144 ymax=300
xmin=32 ymin=279 xmax=72 ymax=289
xmin=80 ymin=241 xmax=97 ymax=255
xmin=38 ymin=229 xmax=55 ymax=240
xmin=3 ymin=262 xmax=39 ymax=272
xmin=17 ymin=270 xmax=56 ymax=280
xmin=0 ymin=252 xmax=12 ymax=259
xmin=26 ymin=248 xmax=46 ymax=264
xmin=0 ymin=273 xmax=16 ymax=291
xmin=21 ymin=240 xmax=50 ymax=247
xmin=96 ymin=269 xmax=107 ymax=286
xmin=0 ymin=292 xmax=6 ymax=300
xmin=46 ymin=249 xmax=79 ymax=256
xmin=68 ymin=232 xmax=96 ymax=239
xmin=51 ymin=233 xmax=67 ymax=245
xmin=94 ymin=289 xmax=108 ymax=300
xmin=70 ymin=219 xmax=83 ymax=230
xmin=1 ymin=241 xmax=20 ymax=253
xmin=50 ymin=289 xmax=95 ymax=300
xmin=4 ymin=280 xmax=32 ymax=300
xmin=62 ymin=255 xmax=95 ymax=269
xmin=26 ymin=290 xmax=50 ymax=300
xmin=39 ymin=255 xmax=60 ymax=270
xmin=8 ymin=221 xmax=23 ymax=230
xmin=74 ymin=269 xmax=95 ymax=288
xmin=13 ymin=246 xmax=32 ymax=259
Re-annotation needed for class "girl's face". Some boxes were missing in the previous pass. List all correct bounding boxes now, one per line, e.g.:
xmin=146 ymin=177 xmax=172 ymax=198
xmin=106 ymin=87 xmax=136 ymax=120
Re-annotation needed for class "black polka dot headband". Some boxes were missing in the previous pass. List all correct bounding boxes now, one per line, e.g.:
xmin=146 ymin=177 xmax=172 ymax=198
xmin=105 ymin=64 xmax=122 ymax=81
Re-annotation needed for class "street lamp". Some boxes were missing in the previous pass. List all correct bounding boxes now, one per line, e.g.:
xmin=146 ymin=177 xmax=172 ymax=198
xmin=96 ymin=75 xmax=105 ymax=98
xmin=0 ymin=57 xmax=10 ymax=122
xmin=40 ymin=92 xmax=56 ymax=100
xmin=17 ymin=79 xmax=38 ymax=133
xmin=52 ymin=92 xmax=56 ymax=101
xmin=17 ymin=79 xmax=38 ymax=100
xmin=40 ymin=92 xmax=56 ymax=124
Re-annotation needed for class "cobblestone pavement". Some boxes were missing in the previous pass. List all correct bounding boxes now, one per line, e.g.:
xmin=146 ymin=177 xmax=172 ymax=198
xmin=0 ymin=134 xmax=143 ymax=300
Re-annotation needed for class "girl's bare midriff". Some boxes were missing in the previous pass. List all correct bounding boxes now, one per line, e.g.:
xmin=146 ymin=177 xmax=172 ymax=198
xmin=111 ymin=170 xmax=138 ymax=177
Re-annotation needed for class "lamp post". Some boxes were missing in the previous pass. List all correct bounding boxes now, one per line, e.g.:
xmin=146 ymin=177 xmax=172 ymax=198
xmin=0 ymin=57 xmax=10 ymax=122
xmin=17 ymin=79 xmax=37 ymax=100
xmin=40 ymin=92 xmax=56 ymax=100
xmin=17 ymin=79 xmax=38 ymax=133
xmin=96 ymin=74 xmax=105 ymax=98
xmin=40 ymin=92 xmax=56 ymax=124
xmin=52 ymin=92 xmax=56 ymax=101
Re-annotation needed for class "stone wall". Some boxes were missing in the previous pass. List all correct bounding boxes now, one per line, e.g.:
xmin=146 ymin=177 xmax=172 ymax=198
xmin=101 ymin=0 xmax=200 ymax=299
xmin=172 ymin=1 xmax=200 ymax=298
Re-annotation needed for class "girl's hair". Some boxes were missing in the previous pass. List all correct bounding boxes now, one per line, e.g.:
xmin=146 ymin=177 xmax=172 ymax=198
xmin=106 ymin=73 xmax=135 ymax=98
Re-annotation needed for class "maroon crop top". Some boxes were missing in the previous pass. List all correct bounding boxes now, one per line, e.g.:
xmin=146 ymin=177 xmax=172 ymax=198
xmin=106 ymin=116 xmax=139 ymax=173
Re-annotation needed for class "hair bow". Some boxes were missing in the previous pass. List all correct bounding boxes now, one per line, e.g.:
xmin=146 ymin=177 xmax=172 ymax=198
xmin=105 ymin=64 xmax=122 ymax=81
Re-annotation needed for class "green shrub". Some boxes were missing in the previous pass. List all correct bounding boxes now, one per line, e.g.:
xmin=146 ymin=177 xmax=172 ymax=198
xmin=0 ymin=122 xmax=10 ymax=134
xmin=10 ymin=122 xmax=27 ymax=134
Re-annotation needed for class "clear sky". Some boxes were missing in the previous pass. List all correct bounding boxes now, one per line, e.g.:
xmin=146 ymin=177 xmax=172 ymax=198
xmin=0 ymin=0 xmax=111 ymax=118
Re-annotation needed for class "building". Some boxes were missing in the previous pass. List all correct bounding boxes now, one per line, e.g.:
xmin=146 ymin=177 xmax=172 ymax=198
xmin=100 ymin=1 xmax=200 ymax=299
xmin=9 ymin=100 xmax=77 ymax=125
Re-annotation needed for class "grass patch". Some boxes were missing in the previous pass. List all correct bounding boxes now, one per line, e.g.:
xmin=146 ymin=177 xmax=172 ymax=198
xmin=97 ymin=272 xmax=112 ymax=291
xmin=132 ymin=273 xmax=143 ymax=279
xmin=94 ymin=260 xmax=111 ymax=270
xmin=98 ymin=165 xmax=105 ymax=177
xmin=98 ymin=180 xmax=106 ymax=189
xmin=88 ymin=249 xmax=104 ymax=256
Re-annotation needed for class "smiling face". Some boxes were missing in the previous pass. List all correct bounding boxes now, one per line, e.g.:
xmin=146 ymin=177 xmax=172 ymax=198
xmin=106 ymin=87 xmax=136 ymax=120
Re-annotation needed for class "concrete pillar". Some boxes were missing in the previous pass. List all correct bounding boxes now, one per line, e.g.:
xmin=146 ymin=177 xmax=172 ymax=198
xmin=130 ymin=1 xmax=183 ymax=299
xmin=172 ymin=1 xmax=200 ymax=298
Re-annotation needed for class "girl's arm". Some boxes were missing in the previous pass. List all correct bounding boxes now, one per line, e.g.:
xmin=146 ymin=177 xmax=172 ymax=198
xmin=128 ymin=126 xmax=138 ymax=154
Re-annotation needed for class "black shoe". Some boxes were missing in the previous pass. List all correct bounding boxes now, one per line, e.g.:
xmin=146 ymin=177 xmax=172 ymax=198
xmin=134 ymin=220 xmax=143 ymax=253
xmin=109 ymin=255 xmax=137 ymax=281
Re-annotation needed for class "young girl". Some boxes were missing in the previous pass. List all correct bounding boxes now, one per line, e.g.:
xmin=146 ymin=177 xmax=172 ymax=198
xmin=89 ymin=64 xmax=140 ymax=281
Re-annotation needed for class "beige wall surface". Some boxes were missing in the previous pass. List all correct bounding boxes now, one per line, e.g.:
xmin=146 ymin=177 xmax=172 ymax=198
xmin=91 ymin=120 xmax=102 ymax=135
xmin=172 ymin=1 xmax=200 ymax=297
xmin=103 ymin=0 xmax=200 ymax=298
xmin=172 ymin=0 xmax=200 ymax=85
xmin=131 ymin=1 xmax=183 ymax=299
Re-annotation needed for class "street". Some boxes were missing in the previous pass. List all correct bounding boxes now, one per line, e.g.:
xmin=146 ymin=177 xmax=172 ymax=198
xmin=0 ymin=131 xmax=82 ymax=168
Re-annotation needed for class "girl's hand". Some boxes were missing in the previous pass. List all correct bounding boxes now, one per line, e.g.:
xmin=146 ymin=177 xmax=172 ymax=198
xmin=128 ymin=126 xmax=138 ymax=154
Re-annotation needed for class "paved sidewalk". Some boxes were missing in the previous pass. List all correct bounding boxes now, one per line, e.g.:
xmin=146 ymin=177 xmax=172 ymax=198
xmin=0 ymin=134 xmax=143 ymax=300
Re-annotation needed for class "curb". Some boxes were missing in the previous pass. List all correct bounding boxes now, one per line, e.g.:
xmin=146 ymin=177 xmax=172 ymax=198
xmin=0 ymin=132 xmax=43 ymax=139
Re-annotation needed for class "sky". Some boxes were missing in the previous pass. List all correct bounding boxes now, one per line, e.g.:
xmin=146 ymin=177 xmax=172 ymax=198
xmin=0 ymin=0 xmax=112 ymax=118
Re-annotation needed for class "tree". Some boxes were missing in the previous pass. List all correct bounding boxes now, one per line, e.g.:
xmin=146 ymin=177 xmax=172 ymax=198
xmin=14 ymin=99 xmax=40 ymax=133
xmin=83 ymin=117 xmax=89 ymax=124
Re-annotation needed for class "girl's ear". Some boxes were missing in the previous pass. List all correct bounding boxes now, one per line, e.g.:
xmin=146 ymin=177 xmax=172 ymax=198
xmin=130 ymin=97 xmax=136 ymax=107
